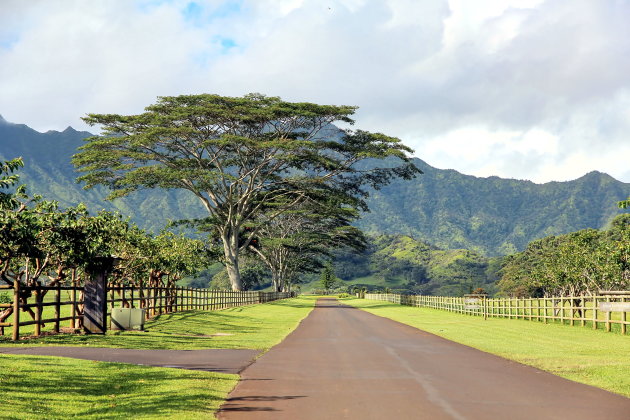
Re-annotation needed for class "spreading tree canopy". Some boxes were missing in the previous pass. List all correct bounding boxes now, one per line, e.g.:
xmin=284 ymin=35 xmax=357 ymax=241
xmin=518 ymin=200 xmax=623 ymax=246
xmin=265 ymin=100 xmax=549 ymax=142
xmin=73 ymin=93 xmax=420 ymax=290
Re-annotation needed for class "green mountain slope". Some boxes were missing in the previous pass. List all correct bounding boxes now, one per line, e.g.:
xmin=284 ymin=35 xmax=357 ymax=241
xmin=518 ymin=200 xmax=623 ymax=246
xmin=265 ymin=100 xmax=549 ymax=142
xmin=0 ymin=116 xmax=206 ymax=233
xmin=331 ymin=235 xmax=500 ymax=296
xmin=359 ymin=160 xmax=629 ymax=255
xmin=1 ymin=115 xmax=628 ymax=253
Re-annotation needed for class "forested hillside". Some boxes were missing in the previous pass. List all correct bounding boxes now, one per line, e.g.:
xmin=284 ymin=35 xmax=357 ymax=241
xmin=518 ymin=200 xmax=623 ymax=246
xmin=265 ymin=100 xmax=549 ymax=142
xmin=358 ymin=159 xmax=629 ymax=255
xmin=1 ymin=115 xmax=628 ymax=254
xmin=202 ymin=234 xmax=501 ymax=296
xmin=332 ymin=235 xmax=501 ymax=296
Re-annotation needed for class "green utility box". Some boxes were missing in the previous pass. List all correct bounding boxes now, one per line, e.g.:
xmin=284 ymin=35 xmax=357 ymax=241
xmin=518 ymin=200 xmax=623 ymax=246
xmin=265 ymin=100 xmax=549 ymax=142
xmin=110 ymin=308 xmax=145 ymax=331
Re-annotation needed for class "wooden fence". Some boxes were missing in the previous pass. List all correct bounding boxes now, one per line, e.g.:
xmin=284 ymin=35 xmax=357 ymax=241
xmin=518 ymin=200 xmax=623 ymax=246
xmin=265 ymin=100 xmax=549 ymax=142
xmin=0 ymin=283 xmax=295 ymax=341
xmin=364 ymin=293 xmax=630 ymax=335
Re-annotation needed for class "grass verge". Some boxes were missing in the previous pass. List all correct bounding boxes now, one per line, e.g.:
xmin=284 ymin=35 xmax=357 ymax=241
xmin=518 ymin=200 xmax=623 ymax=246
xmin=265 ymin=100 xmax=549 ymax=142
xmin=0 ymin=296 xmax=316 ymax=419
xmin=343 ymin=297 xmax=630 ymax=398
xmin=0 ymin=354 xmax=236 ymax=419
xmin=0 ymin=296 xmax=315 ymax=350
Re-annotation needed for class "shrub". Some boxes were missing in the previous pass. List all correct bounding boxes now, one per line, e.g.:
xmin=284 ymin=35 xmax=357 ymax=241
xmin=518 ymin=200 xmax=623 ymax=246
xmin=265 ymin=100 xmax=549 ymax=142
xmin=0 ymin=292 xmax=11 ymax=304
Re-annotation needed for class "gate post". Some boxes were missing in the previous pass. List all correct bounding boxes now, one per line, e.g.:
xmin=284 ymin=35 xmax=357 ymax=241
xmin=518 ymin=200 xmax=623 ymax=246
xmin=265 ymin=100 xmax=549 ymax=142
xmin=83 ymin=257 xmax=117 ymax=334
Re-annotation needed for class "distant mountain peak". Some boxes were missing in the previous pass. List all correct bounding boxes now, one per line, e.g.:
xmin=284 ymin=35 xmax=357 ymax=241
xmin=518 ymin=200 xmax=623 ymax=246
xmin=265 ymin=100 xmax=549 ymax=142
xmin=0 ymin=114 xmax=7 ymax=124
xmin=577 ymin=170 xmax=616 ymax=182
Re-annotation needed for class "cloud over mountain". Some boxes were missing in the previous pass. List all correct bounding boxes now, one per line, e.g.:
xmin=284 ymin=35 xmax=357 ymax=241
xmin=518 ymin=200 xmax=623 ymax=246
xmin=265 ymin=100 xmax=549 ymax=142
xmin=1 ymin=0 xmax=628 ymax=183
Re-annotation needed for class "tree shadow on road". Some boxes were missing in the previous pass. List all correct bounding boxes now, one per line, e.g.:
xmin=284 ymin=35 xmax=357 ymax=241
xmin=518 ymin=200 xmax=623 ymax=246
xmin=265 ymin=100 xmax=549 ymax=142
xmin=220 ymin=395 xmax=306 ymax=413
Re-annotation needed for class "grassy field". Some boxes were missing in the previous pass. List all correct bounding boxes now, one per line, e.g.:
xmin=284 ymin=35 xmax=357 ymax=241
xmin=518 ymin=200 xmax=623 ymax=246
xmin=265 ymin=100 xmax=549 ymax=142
xmin=0 ymin=296 xmax=316 ymax=419
xmin=343 ymin=297 xmax=630 ymax=397
xmin=0 ymin=355 xmax=236 ymax=419
xmin=0 ymin=296 xmax=315 ymax=350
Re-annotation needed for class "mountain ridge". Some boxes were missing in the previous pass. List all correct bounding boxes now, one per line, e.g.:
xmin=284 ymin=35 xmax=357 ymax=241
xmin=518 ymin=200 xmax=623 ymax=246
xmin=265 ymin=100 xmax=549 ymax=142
xmin=1 ymin=117 xmax=628 ymax=255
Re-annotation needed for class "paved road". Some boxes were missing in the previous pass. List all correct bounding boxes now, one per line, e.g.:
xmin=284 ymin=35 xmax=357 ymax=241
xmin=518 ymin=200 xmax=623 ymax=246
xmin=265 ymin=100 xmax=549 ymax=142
xmin=0 ymin=347 xmax=259 ymax=374
xmin=219 ymin=298 xmax=630 ymax=420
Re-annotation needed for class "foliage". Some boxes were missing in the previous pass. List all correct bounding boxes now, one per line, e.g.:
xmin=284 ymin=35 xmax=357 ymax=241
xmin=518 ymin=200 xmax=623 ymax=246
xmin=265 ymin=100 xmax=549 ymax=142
xmin=357 ymin=161 xmax=630 ymax=256
xmin=319 ymin=263 xmax=340 ymax=293
xmin=498 ymin=213 xmax=630 ymax=296
xmin=72 ymin=93 xmax=420 ymax=290
xmin=247 ymin=198 xmax=367 ymax=292
xmin=0 ymin=156 xmax=215 ymax=335
xmin=0 ymin=157 xmax=25 ymax=209
xmin=330 ymin=234 xmax=500 ymax=296
xmin=210 ymin=259 xmax=269 ymax=291
xmin=619 ymin=196 xmax=630 ymax=208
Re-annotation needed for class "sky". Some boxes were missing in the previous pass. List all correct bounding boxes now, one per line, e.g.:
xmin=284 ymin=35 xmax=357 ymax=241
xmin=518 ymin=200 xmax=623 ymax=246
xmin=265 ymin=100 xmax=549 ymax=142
xmin=1 ymin=0 xmax=629 ymax=184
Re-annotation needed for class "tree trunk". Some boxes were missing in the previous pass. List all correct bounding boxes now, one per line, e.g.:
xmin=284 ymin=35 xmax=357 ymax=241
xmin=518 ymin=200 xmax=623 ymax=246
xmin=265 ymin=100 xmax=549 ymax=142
xmin=223 ymin=228 xmax=243 ymax=291
xmin=270 ymin=269 xmax=281 ymax=292
xmin=225 ymin=262 xmax=243 ymax=291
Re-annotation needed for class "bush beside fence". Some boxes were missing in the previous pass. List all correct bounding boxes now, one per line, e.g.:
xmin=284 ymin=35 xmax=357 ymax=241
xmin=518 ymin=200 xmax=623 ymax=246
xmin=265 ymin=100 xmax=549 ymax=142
xmin=0 ymin=283 xmax=295 ymax=341
xmin=364 ymin=293 xmax=629 ymax=335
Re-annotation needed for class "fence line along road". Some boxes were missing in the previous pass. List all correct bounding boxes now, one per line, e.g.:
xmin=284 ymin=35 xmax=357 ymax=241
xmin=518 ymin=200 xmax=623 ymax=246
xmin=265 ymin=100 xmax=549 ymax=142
xmin=364 ymin=293 xmax=630 ymax=335
xmin=0 ymin=283 xmax=295 ymax=341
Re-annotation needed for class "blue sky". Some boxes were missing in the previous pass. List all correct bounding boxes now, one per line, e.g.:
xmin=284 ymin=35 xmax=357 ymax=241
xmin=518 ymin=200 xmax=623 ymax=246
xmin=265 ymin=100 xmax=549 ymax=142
xmin=1 ymin=0 xmax=629 ymax=184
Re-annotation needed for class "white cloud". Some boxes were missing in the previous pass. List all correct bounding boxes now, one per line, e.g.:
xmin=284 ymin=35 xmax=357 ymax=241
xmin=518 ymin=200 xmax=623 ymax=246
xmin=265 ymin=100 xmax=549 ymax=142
xmin=0 ymin=0 xmax=629 ymax=183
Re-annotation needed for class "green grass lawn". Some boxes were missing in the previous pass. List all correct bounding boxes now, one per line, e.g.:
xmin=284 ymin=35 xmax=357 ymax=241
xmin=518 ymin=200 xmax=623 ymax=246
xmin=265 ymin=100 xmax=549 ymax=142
xmin=0 ymin=354 xmax=236 ymax=419
xmin=343 ymin=297 xmax=630 ymax=398
xmin=0 ymin=296 xmax=316 ymax=419
xmin=0 ymin=296 xmax=315 ymax=350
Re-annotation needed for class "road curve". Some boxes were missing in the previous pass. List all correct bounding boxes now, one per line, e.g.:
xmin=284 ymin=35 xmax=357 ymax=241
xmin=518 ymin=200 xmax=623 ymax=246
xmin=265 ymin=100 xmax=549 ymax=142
xmin=219 ymin=298 xmax=630 ymax=420
xmin=0 ymin=347 xmax=259 ymax=374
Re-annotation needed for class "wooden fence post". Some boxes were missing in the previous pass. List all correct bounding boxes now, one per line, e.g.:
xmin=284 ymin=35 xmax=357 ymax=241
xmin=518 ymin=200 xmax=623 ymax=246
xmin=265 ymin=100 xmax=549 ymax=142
xmin=70 ymin=269 xmax=77 ymax=329
xmin=622 ymin=297 xmax=627 ymax=335
xmin=12 ymin=279 xmax=20 ymax=341
xmin=34 ymin=282 xmax=42 ymax=337
xmin=54 ymin=282 xmax=61 ymax=333
xmin=592 ymin=296 xmax=598 ymax=330
xmin=605 ymin=296 xmax=611 ymax=333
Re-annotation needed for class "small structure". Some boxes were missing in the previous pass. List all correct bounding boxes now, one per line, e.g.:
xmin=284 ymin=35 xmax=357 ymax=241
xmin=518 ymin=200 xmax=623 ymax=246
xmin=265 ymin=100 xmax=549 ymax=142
xmin=83 ymin=256 xmax=121 ymax=334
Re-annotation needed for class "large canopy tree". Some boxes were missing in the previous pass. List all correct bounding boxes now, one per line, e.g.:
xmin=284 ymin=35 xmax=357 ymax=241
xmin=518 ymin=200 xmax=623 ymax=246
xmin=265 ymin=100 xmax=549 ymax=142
xmin=73 ymin=93 xmax=420 ymax=290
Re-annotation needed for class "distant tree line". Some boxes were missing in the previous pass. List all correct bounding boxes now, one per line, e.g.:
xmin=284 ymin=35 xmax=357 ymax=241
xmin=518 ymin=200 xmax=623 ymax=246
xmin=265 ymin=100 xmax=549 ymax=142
xmin=497 ymin=213 xmax=629 ymax=297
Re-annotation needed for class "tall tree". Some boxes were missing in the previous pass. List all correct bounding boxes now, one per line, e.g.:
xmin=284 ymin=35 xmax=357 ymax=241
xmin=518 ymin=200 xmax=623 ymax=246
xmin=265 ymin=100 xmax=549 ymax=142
xmin=319 ymin=263 xmax=339 ymax=294
xmin=247 ymin=197 xmax=366 ymax=292
xmin=73 ymin=93 xmax=420 ymax=290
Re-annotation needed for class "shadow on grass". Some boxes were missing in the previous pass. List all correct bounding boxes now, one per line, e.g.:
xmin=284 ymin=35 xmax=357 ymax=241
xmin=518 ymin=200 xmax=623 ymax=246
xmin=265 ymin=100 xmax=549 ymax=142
xmin=0 ymin=355 xmax=234 ymax=419
xmin=0 ymin=298 xmax=316 ymax=350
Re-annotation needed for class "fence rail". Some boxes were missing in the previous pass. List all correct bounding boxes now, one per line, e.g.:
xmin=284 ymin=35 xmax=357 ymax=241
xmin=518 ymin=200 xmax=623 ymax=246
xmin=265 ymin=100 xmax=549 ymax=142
xmin=0 ymin=283 xmax=294 ymax=341
xmin=364 ymin=293 xmax=629 ymax=335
